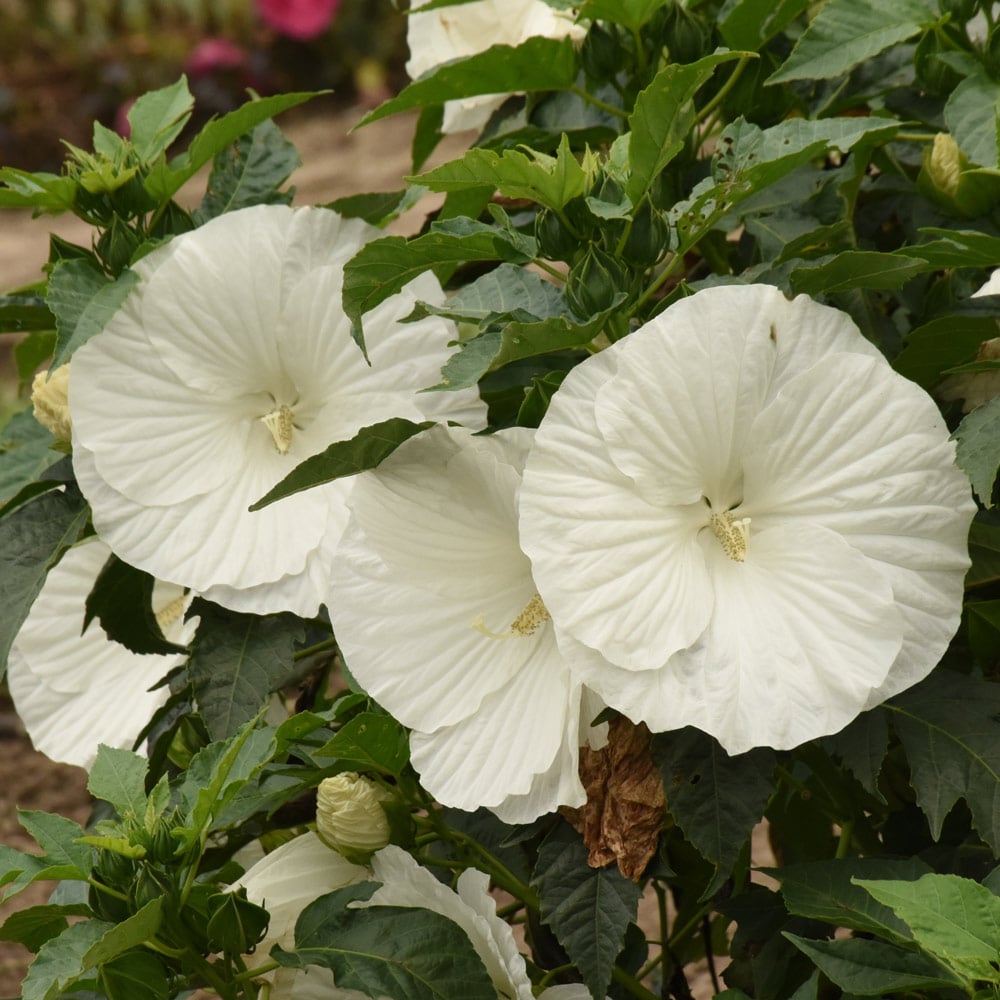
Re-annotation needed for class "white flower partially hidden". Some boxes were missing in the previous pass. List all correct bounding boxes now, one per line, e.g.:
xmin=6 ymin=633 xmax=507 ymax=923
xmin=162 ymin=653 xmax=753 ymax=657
xmin=358 ymin=846 xmax=604 ymax=1000
xmin=234 ymin=837 xmax=601 ymax=1000
xmin=519 ymin=283 xmax=975 ymax=754
xmin=70 ymin=205 xmax=484 ymax=617
xmin=938 ymin=269 xmax=1000 ymax=412
xmin=329 ymin=424 xmax=607 ymax=823
xmin=230 ymin=832 xmax=370 ymax=1000
xmin=406 ymin=0 xmax=585 ymax=133
xmin=8 ymin=537 xmax=195 ymax=769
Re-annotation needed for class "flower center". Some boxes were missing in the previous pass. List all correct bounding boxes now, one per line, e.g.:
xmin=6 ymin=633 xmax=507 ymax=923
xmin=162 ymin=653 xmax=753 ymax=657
xmin=472 ymin=592 xmax=551 ymax=640
xmin=709 ymin=510 xmax=751 ymax=562
xmin=154 ymin=593 xmax=187 ymax=633
xmin=260 ymin=403 xmax=295 ymax=454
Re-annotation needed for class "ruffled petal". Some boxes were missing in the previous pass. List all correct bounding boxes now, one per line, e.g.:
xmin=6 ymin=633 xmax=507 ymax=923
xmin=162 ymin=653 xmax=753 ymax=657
xmin=743 ymin=350 xmax=974 ymax=707
xmin=409 ymin=634 xmax=579 ymax=812
xmin=520 ymin=350 xmax=714 ymax=670
xmin=8 ymin=538 xmax=190 ymax=768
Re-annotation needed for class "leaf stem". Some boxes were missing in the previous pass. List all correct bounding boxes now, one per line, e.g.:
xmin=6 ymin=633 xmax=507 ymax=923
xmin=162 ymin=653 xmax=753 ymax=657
xmin=533 ymin=258 xmax=568 ymax=282
xmin=654 ymin=880 xmax=670 ymax=991
xmin=694 ymin=56 xmax=753 ymax=128
xmin=834 ymin=820 xmax=854 ymax=860
xmin=293 ymin=636 xmax=338 ymax=661
xmin=892 ymin=131 xmax=937 ymax=143
xmin=569 ymin=85 xmax=629 ymax=120
xmin=611 ymin=964 xmax=660 ymax=1000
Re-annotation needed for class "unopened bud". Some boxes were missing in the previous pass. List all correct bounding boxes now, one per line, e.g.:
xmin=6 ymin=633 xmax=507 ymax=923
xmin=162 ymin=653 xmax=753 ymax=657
xmin=316 ymin=773 xmax=392 ymax=861
xmin=31 ymin=364 xmax=72 ymax=442
xmin=918 ymin=133 xmax=1000 ymax=217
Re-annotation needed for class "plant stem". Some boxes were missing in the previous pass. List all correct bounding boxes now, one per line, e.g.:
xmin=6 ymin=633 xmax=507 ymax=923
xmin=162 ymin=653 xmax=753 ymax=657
xmin=533 ymin=258 xmax=568 ymax=282
xmin=893 ymin=131 xmax=936 ymax=142
xmin=537 ymin=964 xmax=576 ymax=989
xmin=612 ymin=964 xmax=660 ymax=1000
xmin=293 ymin=636 xmax=338 ymax=661
xmin=570 ymin=85 xmax=629 ymax=120
xmin=835 ymin=820 xmax=855 ymax=860
xmin=654 ymin=881 xmax=670 ymax=993
xmin=695 ymin=56 xmax=753 ymax=128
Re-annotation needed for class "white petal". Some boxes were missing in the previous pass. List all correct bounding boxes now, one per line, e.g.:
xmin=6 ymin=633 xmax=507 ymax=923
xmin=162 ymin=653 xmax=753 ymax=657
xmin=364 ymin=846 xmax=533 ymax=1000
xmin=231 ymin=831 xmax=368 ymax=954
xmin=409 ymin=633 xmax=580 ymax=812
xmin=8 ymin=538 xmax=188 ymax=768
xmin=742 ymin=350 xmax=974 ymax=707
xmin=520 ymin=349 xmax=714 ymax=669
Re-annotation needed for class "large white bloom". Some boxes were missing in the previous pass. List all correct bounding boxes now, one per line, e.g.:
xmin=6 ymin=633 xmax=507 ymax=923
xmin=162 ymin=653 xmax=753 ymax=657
xmin=519 ymin=283 xmax=975 ymax=754
xmin=8 ymin=536 xmax=195 ymax=769
xmin=70 ymin=205 xmax=484 ymax=617
xmin=235 ymin=836 xmax=599 ymax=1000
xmin=406 ymin=0 xmax=585 ymax=133
xmin=329 ymin=424 xmax=607 ymax=823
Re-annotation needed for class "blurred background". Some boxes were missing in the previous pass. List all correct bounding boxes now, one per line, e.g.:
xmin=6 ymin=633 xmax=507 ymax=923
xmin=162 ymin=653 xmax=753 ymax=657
xmin=0 ymin=0 xmax=409 ymax=172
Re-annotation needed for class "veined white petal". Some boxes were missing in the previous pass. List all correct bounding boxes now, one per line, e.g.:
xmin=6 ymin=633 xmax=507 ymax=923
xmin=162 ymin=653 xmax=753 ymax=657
xmin=409 ymin=636 xmax=578 ymax=812
xmin=520 ymin=349 xmax=715 ymax=670
xmin=8 ymin=538 xmax=193 ymax=768
xmin=363 ymin=846 xmax=535 ymax=1000
xmin=70 ymin=206 xmax=485 ymax=614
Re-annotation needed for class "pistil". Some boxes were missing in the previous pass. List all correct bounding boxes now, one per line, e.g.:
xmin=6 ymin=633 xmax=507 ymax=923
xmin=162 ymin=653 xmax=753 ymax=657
xmin=261 ymin=404 xmax=294 ymax=454
xmin=472 ymin=592 xmax=551 ymax=640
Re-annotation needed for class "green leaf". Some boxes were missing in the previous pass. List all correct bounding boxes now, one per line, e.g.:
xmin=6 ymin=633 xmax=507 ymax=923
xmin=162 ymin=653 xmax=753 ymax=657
xmin=856 ymin=873 xmax=1000 ymax=983
xmin=98 ymin=951 xmax=169 ymax=1000
xmin=887 ymin=670 xmax=1000 ymax=852
xmin=250 ymin=418 xmax=433 ymax=511
xmin=21 ymin=919 xmax=112 ymax=1000
xmin=195 ymin=119 xmax=300 ymax=223
xmin=432 ymin=302 xmax=617 ymax=392
xmin=719 ymin=0 xmax=811 ymax=49
xmin=83 ymin=552 xmax=189 ymax=656
xmin=777 ymin=858 xmax=929 ymax=943
xmin=313 ymin=712 xmax=410 ymax=776
xmin=767 ymin=0 xmax=935 ymax=84
xmin=784 ymin=933 xmax=964 ymax=995
xmin=413 ymin=133 xmax=594 ymax=212
xmin=627 ymin=51 xmax=745 ymax=206
xmin=892 ymin=314 xmax=999 ymax=389
xmin=969 ymin=520 xmax=1000 ymax=590
xmin=0 ymin=904 xmax=92 ymax=951
xmin=342 ymin=217 xmax=537 ymax=345
xmin=328 ymin=188 xmax=428 ymax=228
xmin=14 ymin=329 xmax=57 ymax=382
xmin=274 ymin=883 xmax=497 ymax=1000
xmin=46 ymin=259 xmax=139 ymax=368
xmin=0 ymin=168 xmax=77 ymax=213
xmin=821 ymin=709 xmax=889 ymax=801
xmin=81 ymin=898 xmax=164 ymax=967
xmin=533 ymin=822 xmax=642 ymax=999
xmin=789 ymin=251 xmax=927 ymax=295
xmin=359 ymin=36 xmax=579 ymax=126
xmin=18 ymin=810 xmax=92 ymax=876
xmin=653 ymin=728 xmax=775 ymax=894
xmin=187 ymin=598 xmax=305 ymax=741
xmin=87 ymin=746 xmax=149 ymax=821
xmin=577 ymin=0 xmax=662 ymax=30
xmin=896 ymin=228 xmax=1000 ymax=268
xmin=127 ymin=76 xmax=195 ymax=163
xmin=144 ymin=91 xmax=321 ymax=202
xmin=955 ymin=395 xmax=1000 ymax=505
xmin=0 ymin=411 xmax=59 ymax=507
xmin=0 ymin=488 xmax=88 ymax=675
xmin=944 ymin=66 xmax=1000 ymax=170
xmin=404 ymin=263 xmax=566 ymax=324
xmin=0 ymin=294 xmax=54 ymax=334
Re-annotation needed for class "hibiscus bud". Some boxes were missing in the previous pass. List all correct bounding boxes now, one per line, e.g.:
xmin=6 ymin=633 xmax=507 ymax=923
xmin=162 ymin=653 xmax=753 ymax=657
xmin=661 ymin=4 xmax=713 ymax=65
xmin=31 ymin=364 xmax=72 ymax=442
xmin=316 ymin=773 xmax=393 ymax=861
xmin=913 ymin=27 xmax=965 ymax=96
xmin=534 ymin=208 xmax=579 ymax=263
xmin=566 ymin=246 xmax=627 ymax=318
xmin=622 ymin=200 xmax=670 ymax=269
xmin=581 ymin=22 xmax=626 ymax=82
xmin=917 ymin=133 xmax=1000 ymax=217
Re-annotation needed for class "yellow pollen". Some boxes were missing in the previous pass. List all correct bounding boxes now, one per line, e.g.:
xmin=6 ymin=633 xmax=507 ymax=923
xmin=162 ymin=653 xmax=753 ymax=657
xmin=472 ymin=592 xmax=551 ymax=640
xmin=154 ymin=593 xmax=187 ymax=633
xmin=261 ymin=404 xmax=294 ymax=454
xmin=710 ymin=511 xmax=750 ymax=562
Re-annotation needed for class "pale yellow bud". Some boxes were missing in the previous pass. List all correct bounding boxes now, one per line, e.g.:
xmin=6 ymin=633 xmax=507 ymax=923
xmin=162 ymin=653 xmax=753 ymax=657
xmin=31 ymin=364 xmax=72 ymax=442
xmin=315 ymin=773 xmax=392 ymax=859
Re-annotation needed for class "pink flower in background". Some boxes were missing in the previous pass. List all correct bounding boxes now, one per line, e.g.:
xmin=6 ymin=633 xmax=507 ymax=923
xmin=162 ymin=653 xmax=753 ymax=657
xmin=186 ymin=37 xmax=246 ymax=77
xmin=256 ymin=0 xmax=341 ymax=40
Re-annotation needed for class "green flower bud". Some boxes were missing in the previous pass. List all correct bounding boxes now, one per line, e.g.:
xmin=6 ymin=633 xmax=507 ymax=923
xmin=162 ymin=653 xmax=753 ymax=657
xmin=535 ymin=208 xmax=580 ymax=262
xmin=662 ymin=4 xmax=713 ymax=65
xmin=622 ymin=201 xmax=670 ymax=269
xmin=914 ymin=26 xmax=966 ymax=96
xmin=316 ymin=773 xmax=393 ymax=862
xmin=566 ymin=246 xmax=627 ymax=318
xmin=581 ymin=22 xmax=626 ymax=82
xmin=206 ymin=889 xmax=270 ymax=956
xmin=940 ymin=0 xmax=978 ymax=21
xmin=129 ymin=866 xmax=171 ymax=912
xmin=917 ymin=132 xmax=1000 ymax=216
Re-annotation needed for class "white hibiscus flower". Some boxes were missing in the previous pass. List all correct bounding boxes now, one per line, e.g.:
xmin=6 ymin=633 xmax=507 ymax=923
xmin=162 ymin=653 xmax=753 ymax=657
xmin=70 ymin=205 xmax=485 ymax=617
xmin=329 ymin=424 xmax=607 ymax=823
xmin=406 ymin=0 xmax=585 ymax=133
xmin=938 ymin=269 xmax=1000 ymax=412
xmin=519 ymin=283 xmax=975 ymax=754
xmin=235 ymin=836 xmax=601 ymax=1000
xmin=8 ymin=536 xmax=195 ymax=769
